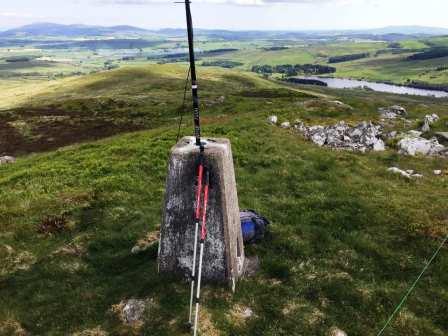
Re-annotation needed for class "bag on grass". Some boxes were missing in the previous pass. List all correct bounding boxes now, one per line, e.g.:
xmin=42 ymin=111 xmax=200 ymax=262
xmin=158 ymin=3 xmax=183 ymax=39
xmin=240 ymin=209 xmax=270 ymax=244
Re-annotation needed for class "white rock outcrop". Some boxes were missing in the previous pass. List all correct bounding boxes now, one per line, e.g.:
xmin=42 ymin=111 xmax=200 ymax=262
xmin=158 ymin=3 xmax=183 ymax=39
xmin=421 ymin=113 xmax=440 ymax=132
xmin=379 ymin=105 xmax=407 ymax=119
xmin=295 ymin=121 xmax=385 ymax=152
xmin=398 ymin=131 xmax=445 ymax=156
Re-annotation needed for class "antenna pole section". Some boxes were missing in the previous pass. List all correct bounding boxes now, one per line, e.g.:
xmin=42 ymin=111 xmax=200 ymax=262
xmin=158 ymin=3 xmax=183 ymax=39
xmin=184 ymin=0 xmax=202 ymax=148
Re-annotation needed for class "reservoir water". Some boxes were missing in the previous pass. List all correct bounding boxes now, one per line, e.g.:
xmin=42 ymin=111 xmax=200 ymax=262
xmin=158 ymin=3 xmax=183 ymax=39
xmin=297 ymin=76 xmax=448 ymax=98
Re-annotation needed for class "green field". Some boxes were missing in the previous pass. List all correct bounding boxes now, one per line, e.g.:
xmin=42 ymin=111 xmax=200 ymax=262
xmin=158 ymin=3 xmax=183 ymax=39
xmin=1 ymin=63 xmax=448 ymax=335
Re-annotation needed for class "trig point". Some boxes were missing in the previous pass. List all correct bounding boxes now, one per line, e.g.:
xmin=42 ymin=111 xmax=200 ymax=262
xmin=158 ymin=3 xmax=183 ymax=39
xmin=158 ymin=136 xmax=245 ymax=287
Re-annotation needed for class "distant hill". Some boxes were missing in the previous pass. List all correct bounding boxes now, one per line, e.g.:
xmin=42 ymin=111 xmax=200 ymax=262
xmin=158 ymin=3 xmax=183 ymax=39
xmin=362 ymin=25 xmax=448 ymax=36
xmin=0 ymin=23 xmax=151 ymax=37
xmin=1 ymin=23 xmax=448 ymax=39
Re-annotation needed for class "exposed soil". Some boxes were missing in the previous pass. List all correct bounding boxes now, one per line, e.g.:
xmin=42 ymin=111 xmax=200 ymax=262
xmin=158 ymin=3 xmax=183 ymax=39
xmin=0 ymin=107 xmax=145 ymax=156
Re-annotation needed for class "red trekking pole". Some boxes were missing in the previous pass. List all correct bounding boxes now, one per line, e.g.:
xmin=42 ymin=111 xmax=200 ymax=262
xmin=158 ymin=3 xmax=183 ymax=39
xmin=193 ymin=168 xmax=210 ymax=336
xmin=188 ymin=156 xmax=204 ymax=326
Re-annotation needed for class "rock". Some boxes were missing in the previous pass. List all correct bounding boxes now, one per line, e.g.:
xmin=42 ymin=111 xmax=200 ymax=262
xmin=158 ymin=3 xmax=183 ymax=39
xmin=112 ymin=299 xmax=148 ymax=327
xmin=0 ymin=156 xmax=16 ymax=165
xmin=398 ymin=136 xmax=445 ymax=156
xmin=388 ymin=167 xmax=411 ymax=179
xmin=242 ymin=255 xmax=260 ymax=277
xmin=280 ymin=121 xmax=291 ymax=129
xmin=328 ymin=326 xmax=347 ymax=336
xmin=421 ymin=121 xmax=431 ymax=133
xmin=421 ymin=114 xmax=440 ymax=132
xmin=388 ymin=167 xmax=423 ymax=179
xmin=434 ymin=170 xmax=442 ymax=175
xmin=131 ymin=231 xmax=159 ymax=255
xmin=387 ymin=131 xmax=398 ymax=139
xmin=379 ymin=105 xmax=407 ymax=119
xmin=435 ymin=132 xmax=448 ymax=142
xmin=230 ymin=304 xmax=255 ymax=325
xmin=425 ymin=113 xmax=440 ymax=124
xmin=267 ymin=115 xmax=278 ymax=125
xmin=407 ymin=130 xmax=423 ymax=138
xmin=297 ymin=120 xmax=385 ymax=152
xmin=72 ymin=327 xmax=107 ymax=336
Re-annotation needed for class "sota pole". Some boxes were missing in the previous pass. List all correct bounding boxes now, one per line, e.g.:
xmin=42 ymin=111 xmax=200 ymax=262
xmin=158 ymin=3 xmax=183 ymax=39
xmin=184 ymin=0 xmax=202 ymax=149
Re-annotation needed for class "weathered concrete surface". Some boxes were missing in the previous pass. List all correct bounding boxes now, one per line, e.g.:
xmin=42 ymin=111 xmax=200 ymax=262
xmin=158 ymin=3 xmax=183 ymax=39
xmin=158 ymin=137 xmax=244 ymax=286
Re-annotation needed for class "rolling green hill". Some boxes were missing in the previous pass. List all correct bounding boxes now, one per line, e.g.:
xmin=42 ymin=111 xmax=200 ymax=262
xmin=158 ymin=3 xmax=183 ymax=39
xmin=1 ymin=64 xmax=447 ymax=335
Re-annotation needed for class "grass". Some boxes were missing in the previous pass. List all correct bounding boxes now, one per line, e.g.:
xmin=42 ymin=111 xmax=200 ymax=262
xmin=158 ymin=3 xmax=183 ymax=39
xmin=0 ymin=64 xmax=448 ymax=335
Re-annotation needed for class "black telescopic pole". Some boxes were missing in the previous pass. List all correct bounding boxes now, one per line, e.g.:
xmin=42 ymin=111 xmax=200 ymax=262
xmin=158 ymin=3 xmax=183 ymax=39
xmin=184 ymin=0 xmax=202 ymax=149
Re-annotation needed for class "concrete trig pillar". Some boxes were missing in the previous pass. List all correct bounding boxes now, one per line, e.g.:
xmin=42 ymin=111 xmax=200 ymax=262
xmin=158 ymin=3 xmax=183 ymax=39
xmin=158 ymin=136 xmax=245 ymax=288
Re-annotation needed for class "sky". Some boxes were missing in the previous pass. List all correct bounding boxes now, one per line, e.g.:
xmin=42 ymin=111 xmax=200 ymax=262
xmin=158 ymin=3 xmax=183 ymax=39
xmin=1 ymin=0 xmax=448 ymax=31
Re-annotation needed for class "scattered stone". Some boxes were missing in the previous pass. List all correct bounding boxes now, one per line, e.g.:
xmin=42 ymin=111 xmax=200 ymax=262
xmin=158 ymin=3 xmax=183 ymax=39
xmin=398 ymin=132 xmax=445 ymax=156
xmin=0 ymin=156 xmax=16 ymax=165
xmin=434 ymin=170 xmax=442 ymax=175
xmin=328 ymin=326 xmax=348 ymax=336
xmin=388 ymin=167 xmax=423 ymax=179
xmin=267 ymin=115 xmax=278 ymax=125
xmin=230 ymin=304 xmax=255 ymax=326
xmin=280 ymin=121 xmax=291 ymax=129
xmin=330 ymin=100 xmax=353 ymax=109
xmin=112 ymin=299 xmax=148 ymax=328
xmin=387 ymin=167 xmax=411 ymax=179
xmin=131 ymin=230 xmax=159 ymax=255
xmin=295 ymin=120 xmax=385 ymax=152
xmin=379 ymin=105 xmax=407 ymax=119
xmin=72 ymin=327 xmax=107 ymax=336
xmin=243 ymin=255 xmax=260 ymax=277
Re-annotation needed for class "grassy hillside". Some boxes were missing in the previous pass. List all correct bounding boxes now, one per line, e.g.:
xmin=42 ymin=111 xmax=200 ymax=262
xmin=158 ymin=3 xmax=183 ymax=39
xmin=1 ymin=65 xmax=448 ymax=335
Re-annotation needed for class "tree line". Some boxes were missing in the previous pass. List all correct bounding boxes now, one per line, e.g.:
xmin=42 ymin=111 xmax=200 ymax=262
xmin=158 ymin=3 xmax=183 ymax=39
xmin=251 ymin=63 xmax=336 ymax=76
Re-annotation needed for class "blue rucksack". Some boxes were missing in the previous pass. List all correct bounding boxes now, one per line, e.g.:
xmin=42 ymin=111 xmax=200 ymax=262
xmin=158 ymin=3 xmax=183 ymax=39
xmin=240 ymin=210 xmax=270 ymax=244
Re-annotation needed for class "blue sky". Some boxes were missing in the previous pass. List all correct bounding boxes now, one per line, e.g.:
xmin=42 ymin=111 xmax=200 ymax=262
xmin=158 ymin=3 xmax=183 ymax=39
xmin=1 ymin=0 xmax=447 ymax=30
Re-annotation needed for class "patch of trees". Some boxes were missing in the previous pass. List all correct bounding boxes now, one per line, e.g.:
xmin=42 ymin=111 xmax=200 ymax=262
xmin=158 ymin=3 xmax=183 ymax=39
xmin=262 ymin=46 xmax=289 ymax=51
xmin=387 ymin=42 xmax=402 ymax=49
xmin=407 ymin=48 xmax=448 ymax=61
xmin=251 ymin=63 xmax=336 ymax=76
xmin=202 ymin=60 xmax=243 ymax=68
xmin=5 ymin=56 xmax=31 ymax=62
xmin=406 ymin=80 xmax=448 ymax=92
xmin=436 ymin=66 xmax=448 ymax=71
xmin=328 ymin=53 xmax=370 ymax=63
xmin=39 ymin=39 xmax=159 ymax=50
xmin=285 ymin=78 xmax=328 ymax=86
xmin=202 ymin=48 xmax=238 ymax=56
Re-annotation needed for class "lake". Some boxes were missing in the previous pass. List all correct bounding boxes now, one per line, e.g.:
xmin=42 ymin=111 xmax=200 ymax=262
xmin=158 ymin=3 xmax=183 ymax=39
xmin=296 ymin=76 xmax=448 ymax=98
